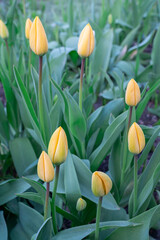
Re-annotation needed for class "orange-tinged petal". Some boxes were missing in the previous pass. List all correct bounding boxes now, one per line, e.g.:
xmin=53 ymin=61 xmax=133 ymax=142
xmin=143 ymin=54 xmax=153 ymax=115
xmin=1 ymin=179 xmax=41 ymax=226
xmin=29 ymin=16 xmax=48 ymax=55
xmin=37 ymin=151 xmax=54 ymax=182
xmin=25 ymin=18 xmax=32 ymax=39
xmin=125 ymin=79 xmax=141 ymax=106
xmin=0 ymin=20 xmax=9 ymax=39
xmin=92 ymin=171 xmax=112 ymax=197
xmin=78 ymin=23 xmax=94 ymax=57
xmin=128 ymin=122 xmax=145 ymax=154
xmin=48 ymin=127 xmax=68 ymax=165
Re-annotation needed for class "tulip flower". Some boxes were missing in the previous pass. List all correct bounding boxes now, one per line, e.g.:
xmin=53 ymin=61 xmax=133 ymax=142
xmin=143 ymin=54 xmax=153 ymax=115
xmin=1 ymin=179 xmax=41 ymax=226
xmin=0 ymin=20 xmax=9 ymax=39
xmin=92 ymin=171 xmax=112 ymax=197
xmin=76 ymin=198 xmax=87 ymax=212
xmin=128 ymin=122 xmax=145 ymax=155
xmin=37 ymin=151 xmax=54 ymax=182
xmin=78 ymin=23 xmax=94 ymax=58
xmin=77 ymin=23 xmax=95 ymax=112
xmin=125 ymin=79 xmax=141 ymax=107
xmin=48 ymin=126 xmax=68 ymax=165
xmin=49 ymin=126 xmax=68 ymax=234
xmin=108 ymin=14 xmax=113 ymax=25
xmin=37 ymin=151 xmax=54 ymax=221
xmin=92 ymin=171 xmax=112 ymax=240
xmin=29 ymin=16 xmax=48 ymax=56
xmin=25 ymin=18 xmax=32 ymax=39
xmin=128 ymin=122 xmax=145 ymax=216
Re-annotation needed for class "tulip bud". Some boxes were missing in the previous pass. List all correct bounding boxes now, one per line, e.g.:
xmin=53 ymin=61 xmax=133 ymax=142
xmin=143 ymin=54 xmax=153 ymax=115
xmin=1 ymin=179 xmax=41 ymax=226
xmin=78 ymin=23 xmax=94 ymax=57
xmin=48 ymin=126 xmax=68 ymax=165
xmin=29 ymin=16 xmax=48 ymax=56
xmin=76 ymin=198 xmax=87 ymax=212
xmin=128 ymin=122 xmax=145 ymax=154
xmin=108 ymin=14 xmax=113 ymax=25
xmin=37 ymin=151 xmax=54 ymax=182
xmin=25 ymin=18 xmax=32 ymax=39
xmin=92 ymin=171 xmax=112 ymax=197
xmin=125 ymin=79 xmax=141 ymax=106
xmin=0 ymin=20 xmax=9 ymax=39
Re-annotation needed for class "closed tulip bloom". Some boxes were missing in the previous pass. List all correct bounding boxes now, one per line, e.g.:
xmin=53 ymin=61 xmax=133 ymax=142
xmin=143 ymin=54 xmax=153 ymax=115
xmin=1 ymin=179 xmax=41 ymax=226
xmin=92 ymin=171 xmax=112 ymax=197
xmin=25 ymin=18 xmax=32 ymax=39
xmin=29 ymin=16 xmax=48 ymax=55
xmin=37 ymin=151 xmax=54 ymax=182
xmin=0 ymin=20 xmax=9 ymax=39
xmin=48 ymin=127 xmax=68 ymax=165
xmin=125 ymin=79 xmax=141 ymax=106
xmin=128 ymin=122 xmax=145 ymax=154
xmin=108 ymin=14 xmax=113 ymax=25
xmin=76 ymin=198 xmax=87 ymax=212
xmin=78 ymin=23 xmax=94 ymax=57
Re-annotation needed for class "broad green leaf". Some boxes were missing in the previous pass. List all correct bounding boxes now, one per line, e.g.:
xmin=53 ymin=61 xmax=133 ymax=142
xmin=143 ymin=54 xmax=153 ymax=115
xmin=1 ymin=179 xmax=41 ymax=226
xmin=16 ymin=192 xmax=43 ymax=205
xmin=0 ymin=211 xmax=8 ymax=240
xmin=0 ymin=175 xmax=38 ymax=206
xmin=35 ymin=217 xmax=52 ymax=240
xmin=64 ymin=152 xmax=81 ymax=213
xmin=90 ymin=111 xmax=127 ymax=171
xmin=121 ymin=25 xmax=140 ymax=47
xmin=9 ymin=137 xmax=37 ymax=177
xmin=0 ymin=100 xmax=9 ymax=142
xmin=152 ymin=25 xmax=160 ymax=77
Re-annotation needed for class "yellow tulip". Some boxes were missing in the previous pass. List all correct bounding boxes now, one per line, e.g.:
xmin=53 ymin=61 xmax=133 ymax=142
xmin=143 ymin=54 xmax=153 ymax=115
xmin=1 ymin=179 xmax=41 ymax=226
xmin=76 ymin=198 xmax=87 ymax=212
xmin=37 ymin=151 xmax=54 ymax=182
xmin=125 ymin=79 xmax=141 ymax=106
xmin=0 ymin=20 xmax=9 ymax=39
xmin=108 ymin=14 xmax=113 ymax=25
xmin=128 ymin=122 xmax=145 ymax=154
xmin=48 ymin=126 xmax=68 ymax=165
xmin=25 ymin=18 xmax=32 ymax=39
xmin=78 ymin=23 xmax=94 ymax=57
xmin=29 ymin=16 xmax=48 ymax=56
xmin=92 ymin=171 xmax=112 ymax=197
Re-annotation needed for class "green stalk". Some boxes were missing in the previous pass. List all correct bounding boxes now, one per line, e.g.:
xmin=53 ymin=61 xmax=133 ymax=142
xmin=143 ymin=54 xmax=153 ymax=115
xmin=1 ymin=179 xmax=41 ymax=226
xmin=121 ymin=106 xmax=133 ymax=184
xmin=44 ymin=182 xmax=50 ymax=221
xmin=38 ymin=56 xmax=46 ymax=143
xmin=95 ymin=196 xmax=102 ymax=240
xmin=79 ymin=58 xmax=85 ymax=112
xmin=133 ymin=155 xmax=138 ymax=216
xmin=51 ymin=165 xmax=60 ymax=235
xmin=5 ymin=39 xmax=11 ymax=80
xmin=27 ymin=48 xmax=32 ymax=90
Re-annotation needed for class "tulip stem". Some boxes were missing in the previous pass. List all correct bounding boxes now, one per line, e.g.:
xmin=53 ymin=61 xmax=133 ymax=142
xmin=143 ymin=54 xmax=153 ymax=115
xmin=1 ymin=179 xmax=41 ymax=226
xmin=79 ymin=58 xmax=85 ymax=112
xmin=121 ymin=106 xmax=133 ymax=185
xmin=44 ymin=182 xmax=50 ymax=221
xmin=133 ymin=156 xmax=138 ymax=216
xmin=51 ymin=165 xmax=60 ymax=235
xmin=27 ymin=48 xmax=32 ymax=90
xmin=38 ymin=56 xmax=46 ymax=143
xmin=95 ymin=196 xmax=102 ymax=240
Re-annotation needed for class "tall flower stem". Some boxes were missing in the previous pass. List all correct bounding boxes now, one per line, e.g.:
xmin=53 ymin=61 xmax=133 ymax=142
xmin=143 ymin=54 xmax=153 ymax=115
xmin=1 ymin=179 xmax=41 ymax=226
xmin=121 ymin=106 xmax=133 ymax=184
xmin=44 ymin=182 xmax=50 ymax=221
xmin=95 ymin=196 xmax=102 ymax=240
xmin=133 ymin=155 xmax=138 ymax=216
xmin=27 ymin=48 xmax=32 ymax=90
xmin=38 ymin=56 xmax=46 ymax=142
xmin=51 ymin=165 xmax=60 ymax=234
xmin=79 ymin=58 xmax=85 ymax=112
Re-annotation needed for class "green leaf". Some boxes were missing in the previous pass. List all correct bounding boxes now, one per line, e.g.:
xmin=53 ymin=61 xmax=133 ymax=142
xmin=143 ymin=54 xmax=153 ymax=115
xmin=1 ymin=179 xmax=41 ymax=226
xmin=92 ymin=29 xmax=113 ymax=75
xmin=152 ymin=25 xmax=160 ymax=77
xmin=121 ymin=25 xmax=140 ymax=47
xmin=9 ymin=137 xmax=37 ymax=177
xmin=53 ymin=220 xmax=137 ymax=240
xmin=0 ymin=211 xmax=8 ymax=240
xmin=16 ymin=192 xmax=43 ymax=205
xmin=64 ymin=152 xmax=81 ymax=213
xmin=0 ymin=175 xmax=38 ymax=206
xmin=18 ymin=202 xmax=43 ymax=239
xmin=90 ymin=111 xmax=127 ymax=171
xmin=35 ymin=217 xmax=52 ymax=240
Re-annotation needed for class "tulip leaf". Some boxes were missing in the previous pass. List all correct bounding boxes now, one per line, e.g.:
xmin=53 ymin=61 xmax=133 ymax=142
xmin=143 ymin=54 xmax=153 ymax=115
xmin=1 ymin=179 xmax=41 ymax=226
xmin=9 ymin=137 xmax=37 ymax=177
xmin=64 ymin=152 xmax=81 ymax=213
xmin=106 ymin=205 xmax=160 ymax=240
xmin=53 ymin=220 xmax=138 ymax=240
xmin=16 ymin=192 xmax=43 ymax=205
xmin=0 ymin=211 xmax=8 ymax=240
xmin=90 ymin=111 xmax=127 ymax=171
xmin=151 ymin=24 xmax=160 ymax=77
xmin=0 ymin=175 xmax=38 ymax=206
xmin=35 ymin=217 xmax=52 ymax=240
